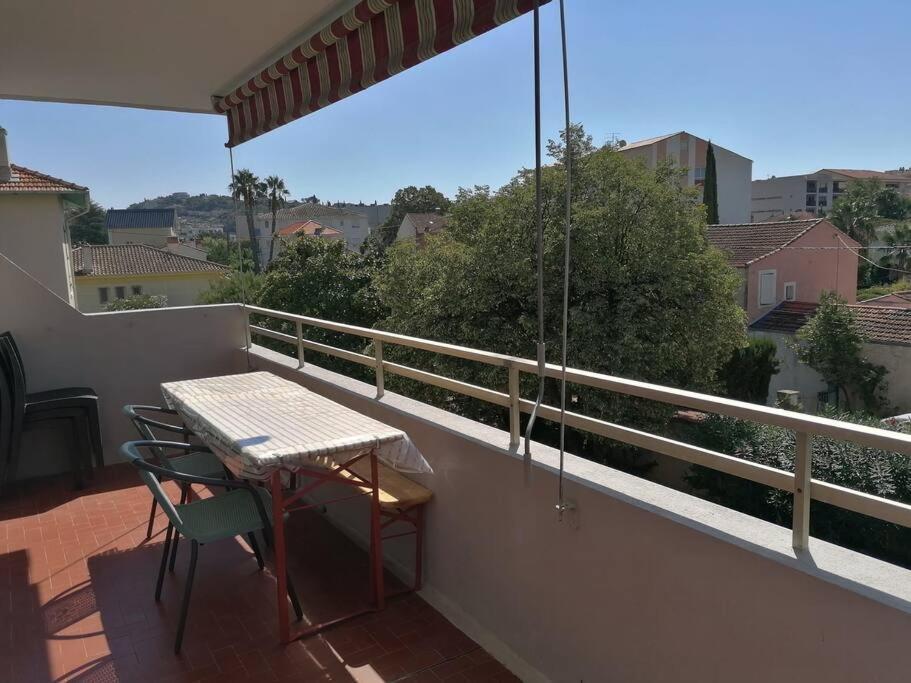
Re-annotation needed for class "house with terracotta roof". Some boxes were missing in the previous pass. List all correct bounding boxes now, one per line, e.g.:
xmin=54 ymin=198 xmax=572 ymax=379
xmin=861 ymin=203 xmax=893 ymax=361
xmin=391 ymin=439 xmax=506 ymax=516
xmin=749 ymin=301 xmax=911 ymax=411
xmin=707 ymin=218 xmax=860 ymax=322
xmin=0 ymin=127 xmax=89 ymax=306
xmin=270 ymin=220 xmax=344 ymax=261
xmin=752 ymin=169 xmax=911 ymax=222
xmin=72 ymin=243 xmax=228 ymax=312
xmin=395 ymin=212 xmax=449 ymax=243
xmin=856 ymin=291 xmax=911 ymax=309
xmin=241 ymin=203 xmax=370 ymax=267
xmin=618 ymin=131 xmax=752 ymax=223
xmin=105 ymin=208 xmax=178 ymax=247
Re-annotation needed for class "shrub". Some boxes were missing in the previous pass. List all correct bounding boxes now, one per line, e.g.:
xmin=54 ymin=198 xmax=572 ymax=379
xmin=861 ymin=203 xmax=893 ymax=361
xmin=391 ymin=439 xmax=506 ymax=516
xmin=103 ymin=294 xmax=167 ymax=311
xmin=687 ymin=411 xmax=911 ymax=566
xmin=718 ymin=337 xmax=779 ymax=404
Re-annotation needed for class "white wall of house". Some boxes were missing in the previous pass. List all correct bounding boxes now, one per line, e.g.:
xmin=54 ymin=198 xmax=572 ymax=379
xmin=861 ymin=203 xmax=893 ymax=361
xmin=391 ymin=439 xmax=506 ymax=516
xmin=0 ymin=194 xmax=76 ymax=305
xmin=751 ymin=175 xmax=807 ymax=222
xmin=75 ymin=272 xmax=225 ymax=312
xmin=751 ymin=330 xmax=911 ymax=413
xmin=714 ymin=145 xmax=752 ymax=224
xmin=108 ymin=226 xmax=174 ymax=247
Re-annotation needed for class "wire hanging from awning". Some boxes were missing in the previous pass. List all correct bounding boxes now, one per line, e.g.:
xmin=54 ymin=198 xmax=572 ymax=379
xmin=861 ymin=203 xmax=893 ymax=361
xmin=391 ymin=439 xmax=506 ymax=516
xmin=216 ymin=0 xmax=550 ymax=148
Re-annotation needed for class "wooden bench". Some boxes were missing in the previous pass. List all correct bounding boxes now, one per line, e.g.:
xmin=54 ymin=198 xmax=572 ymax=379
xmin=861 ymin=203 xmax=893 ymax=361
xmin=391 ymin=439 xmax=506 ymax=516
xmin=337 ymin=459 xmax=433 ymax=593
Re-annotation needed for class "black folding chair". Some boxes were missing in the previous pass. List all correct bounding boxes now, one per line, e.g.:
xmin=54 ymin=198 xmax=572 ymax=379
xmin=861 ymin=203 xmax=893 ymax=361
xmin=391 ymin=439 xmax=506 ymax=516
xmin=121 ymin=440 xmax=302 ymax=653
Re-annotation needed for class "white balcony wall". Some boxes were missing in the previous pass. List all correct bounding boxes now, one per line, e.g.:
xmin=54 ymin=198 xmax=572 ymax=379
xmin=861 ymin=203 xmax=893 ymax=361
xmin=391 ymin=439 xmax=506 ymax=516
xmin=251 ymin=344 xmax=911 ymax=683
xmin=0 ymin=251 xmax=246 ymax=476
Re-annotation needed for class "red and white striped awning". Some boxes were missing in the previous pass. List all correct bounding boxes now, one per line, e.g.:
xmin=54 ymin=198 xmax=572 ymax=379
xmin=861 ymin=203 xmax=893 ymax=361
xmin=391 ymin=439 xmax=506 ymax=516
xmin=213 ymin=0 xmax=546 ymax=147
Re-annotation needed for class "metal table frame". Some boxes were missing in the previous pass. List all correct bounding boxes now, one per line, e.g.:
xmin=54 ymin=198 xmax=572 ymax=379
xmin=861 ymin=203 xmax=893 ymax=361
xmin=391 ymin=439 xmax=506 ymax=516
xmin=269 ymin=448 xmax=385 ymax=643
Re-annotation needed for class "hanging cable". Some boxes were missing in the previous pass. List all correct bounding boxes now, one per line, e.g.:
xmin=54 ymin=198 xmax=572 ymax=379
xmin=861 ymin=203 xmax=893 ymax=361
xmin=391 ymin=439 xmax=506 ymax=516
xmin=556 ymin=0 xmax=573 ymax=521
xmin=523 ymin=0 xmax=545 ymax=484
xmin=228 ymin=147 xmax=251 ymax=370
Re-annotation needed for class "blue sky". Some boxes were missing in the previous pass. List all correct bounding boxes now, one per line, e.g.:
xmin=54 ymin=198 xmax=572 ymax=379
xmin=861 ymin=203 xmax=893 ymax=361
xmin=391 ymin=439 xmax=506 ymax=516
xmin=1 ymin=0 xmax=908 ymax=208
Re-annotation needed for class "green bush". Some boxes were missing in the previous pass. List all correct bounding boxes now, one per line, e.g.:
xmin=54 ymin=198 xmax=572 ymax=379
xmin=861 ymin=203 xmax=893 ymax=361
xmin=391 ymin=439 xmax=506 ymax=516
xmin=718 ymin=337 xmax=779 ymax=403
xmin=103 ymin=294 xmax=167 ymax=311
xmin=687 ymin=411 xmax=911 ymax=566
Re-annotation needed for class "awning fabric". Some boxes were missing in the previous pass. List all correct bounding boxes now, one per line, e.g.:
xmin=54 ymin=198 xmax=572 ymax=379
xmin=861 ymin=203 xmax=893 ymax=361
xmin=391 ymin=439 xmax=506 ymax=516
xmin=213 ymin=0 xmax=546 ymax=147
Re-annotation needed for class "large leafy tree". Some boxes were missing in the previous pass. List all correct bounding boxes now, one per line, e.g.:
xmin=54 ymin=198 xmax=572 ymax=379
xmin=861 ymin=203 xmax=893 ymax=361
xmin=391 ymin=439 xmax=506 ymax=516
xmin=264 ymin=175 xmax=291 ymax=264
xmin=68 ymin=201 xmax=108 ymax=244
xmin=229 ymin=169 xmax=266 ymax=271
xmin=255 ymin=237 xmax=385 ymax=375
xmin=703 ymin=142 xmax=719 ymax=225
xmin=374 ymin=185 xmax=451 ymax=247
xmin=829 ymin=179 xmax=884 ymax=244
xmin=199 ymin=235 xmax=256 ymax=271
xmin=375 ymin=126 xmax=745 ymax=453
xmin=881 ymin=224 xmax=911 ymax=274
xmin=791 ymin=292 xmax=887 ymax=412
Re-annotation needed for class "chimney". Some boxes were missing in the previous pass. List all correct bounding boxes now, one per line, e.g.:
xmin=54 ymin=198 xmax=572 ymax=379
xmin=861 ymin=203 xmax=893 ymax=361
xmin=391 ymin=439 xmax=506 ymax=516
xmin=0 ymin=127 xmax=11 ymax=183
xmin=81 ymin=246 xmax=94 ymax=274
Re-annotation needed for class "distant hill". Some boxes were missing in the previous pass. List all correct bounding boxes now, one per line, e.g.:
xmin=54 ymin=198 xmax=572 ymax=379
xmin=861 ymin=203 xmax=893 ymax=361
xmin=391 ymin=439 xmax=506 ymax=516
xmin=127 ymin=192 xmax=237 ymax=235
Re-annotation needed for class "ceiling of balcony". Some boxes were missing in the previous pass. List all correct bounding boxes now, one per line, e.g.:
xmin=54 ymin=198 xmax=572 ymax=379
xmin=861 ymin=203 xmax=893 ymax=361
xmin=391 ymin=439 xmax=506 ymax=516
xmin=0 ymin=0 xmax=358 ymax=114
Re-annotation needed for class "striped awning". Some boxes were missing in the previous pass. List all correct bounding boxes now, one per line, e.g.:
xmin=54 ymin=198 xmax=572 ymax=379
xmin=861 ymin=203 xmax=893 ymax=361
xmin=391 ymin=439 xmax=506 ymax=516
xmin=213 ymin=0 xmax=546 ymax=147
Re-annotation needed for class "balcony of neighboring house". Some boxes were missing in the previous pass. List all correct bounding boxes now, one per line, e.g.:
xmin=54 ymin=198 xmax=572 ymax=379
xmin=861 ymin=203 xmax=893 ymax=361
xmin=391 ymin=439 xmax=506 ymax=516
xmin=6 ymin=244 xmax=911 ymax=682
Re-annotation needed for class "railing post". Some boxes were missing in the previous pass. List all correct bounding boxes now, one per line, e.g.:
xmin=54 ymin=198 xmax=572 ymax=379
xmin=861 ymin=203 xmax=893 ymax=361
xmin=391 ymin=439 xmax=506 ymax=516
xmin=374 ymin=339 xmax=384 ymax=398
xmin=245 ymin=309 xmax=252 ymax=349
xmin=295 ymin=321 xmax=304 ymax=368
xmin=508 ymin=365 xmax=520 ymax=448
xmin=792 ymin=431 xmax=812 ymax=551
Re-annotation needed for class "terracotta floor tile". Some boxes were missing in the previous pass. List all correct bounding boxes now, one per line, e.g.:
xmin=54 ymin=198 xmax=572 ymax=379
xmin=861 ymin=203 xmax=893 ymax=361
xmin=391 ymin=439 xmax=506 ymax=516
xmin=0 ymin=464 xmax=510 ymax=682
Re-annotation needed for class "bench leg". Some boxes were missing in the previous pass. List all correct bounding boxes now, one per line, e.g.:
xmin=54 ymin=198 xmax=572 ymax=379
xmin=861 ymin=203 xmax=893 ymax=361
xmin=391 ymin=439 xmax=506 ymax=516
xmin=414 ymin=505 xmax=425 ymax=592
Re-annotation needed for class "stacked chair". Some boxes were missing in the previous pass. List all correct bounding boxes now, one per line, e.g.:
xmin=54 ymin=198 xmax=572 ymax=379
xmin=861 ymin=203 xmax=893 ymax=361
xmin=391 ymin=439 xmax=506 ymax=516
xmin=0 ymin=331 xmax=102 ymax=491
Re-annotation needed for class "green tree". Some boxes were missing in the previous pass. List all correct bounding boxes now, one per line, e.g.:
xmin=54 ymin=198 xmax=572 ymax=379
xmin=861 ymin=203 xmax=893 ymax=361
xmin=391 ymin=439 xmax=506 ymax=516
xmin=830 ymin=179 xmax=882 ymax=244
xmin=876 ymin=187 xmax=909 ymax=220
xmin=255 ymin=238 xmax=385 ymax=375
xmin=703 ymin=142 xmax=719 ymax=225
xmin=68 ymin=201 xmax=108 ymax=244
xmin=197 ymin=270 xmax=263 ymax=305
xmin=545 ymin=122 xmax=595 ymax=169
xmin=719 ymin=337 xmax=780 ymax=404
xmin=104 ymin=294 xmax=167 ymax=311
xmin=880 ymin=223 xmax=911 ymax=273
xmin=264 ymin=175 xmax=291 ymax=264
xmin=199 ymin=235 xmax=255 ymax=270
xmin=229 ymin=169 xmax=266 ymax=272
xmin=791 ymin=292 xmax=887 ymax=412
xmin=375 ymin=126 xmax=745 ymax=455
xmin=375 ymin=185 xmax=451 ymax=247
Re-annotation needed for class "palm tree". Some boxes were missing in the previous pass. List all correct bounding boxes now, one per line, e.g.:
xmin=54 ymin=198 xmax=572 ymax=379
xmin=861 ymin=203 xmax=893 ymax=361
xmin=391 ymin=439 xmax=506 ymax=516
xmin=881 ymin=224 xmax=911 ymax=276
xmin=229 ymin=169 xmax=266 ymax=272
xmin=264 ymin=175 xmax=291 ymax=264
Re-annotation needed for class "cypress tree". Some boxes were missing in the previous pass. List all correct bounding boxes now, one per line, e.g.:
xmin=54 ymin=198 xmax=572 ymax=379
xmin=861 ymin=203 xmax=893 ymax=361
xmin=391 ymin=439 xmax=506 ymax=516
xmin=704 ymin=141 xmax=719 ymax=224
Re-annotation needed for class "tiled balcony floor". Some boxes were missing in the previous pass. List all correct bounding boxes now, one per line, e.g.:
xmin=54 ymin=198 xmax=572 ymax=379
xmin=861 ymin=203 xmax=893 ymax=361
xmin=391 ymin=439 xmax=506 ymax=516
xmin=0 ymin=465 xmax=516 ymax=682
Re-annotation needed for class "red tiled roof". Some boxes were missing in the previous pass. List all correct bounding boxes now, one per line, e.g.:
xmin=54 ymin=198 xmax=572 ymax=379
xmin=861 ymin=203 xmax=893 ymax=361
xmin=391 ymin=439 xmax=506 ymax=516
xmin=72 ymin=244 xmax=228 ymax=277
xmin=823 ymin=169 xmax=911 ymax=183
xmin=707 ymin=219 xmax=824 ymax=267
xmin=856 ymin=292 xmax=911 ymax=309
xmin=750 ymin=301 xmax=911 ymax=345
xmin=276 ymin=220 xmax=342 ymax=237
xmin=0 ymin=164 xmax=87 ymax=194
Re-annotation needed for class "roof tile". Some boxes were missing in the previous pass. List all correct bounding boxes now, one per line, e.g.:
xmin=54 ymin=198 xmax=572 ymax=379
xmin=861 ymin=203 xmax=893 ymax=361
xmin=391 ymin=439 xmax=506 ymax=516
xmin=707 ymin=219 xmax=824 ymax=267
xmin=105 ymin=208 xmax=177 ymax=229
xmin=0 ymin=164 xmax=87 ymax=194
xmin=73 ymin=244 xmax=228 ymax=277
xmin=749 ymin=301 xmax=911 ymax=345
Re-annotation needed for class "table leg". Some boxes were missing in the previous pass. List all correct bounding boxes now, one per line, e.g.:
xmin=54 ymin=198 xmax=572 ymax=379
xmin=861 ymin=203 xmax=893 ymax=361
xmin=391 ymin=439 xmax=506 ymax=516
xmin=271 ymin=470 xmax=291 ymax=643
xmin=370 ymin=449 xmax=385 ymax=610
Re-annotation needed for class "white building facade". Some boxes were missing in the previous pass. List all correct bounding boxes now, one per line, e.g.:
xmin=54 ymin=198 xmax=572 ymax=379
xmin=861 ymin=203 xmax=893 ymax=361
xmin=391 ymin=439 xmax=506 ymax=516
xmin=752 ymin=169 xmax=911 ymax=223
xmin=618 ymin=131 xmax=752 ymax=224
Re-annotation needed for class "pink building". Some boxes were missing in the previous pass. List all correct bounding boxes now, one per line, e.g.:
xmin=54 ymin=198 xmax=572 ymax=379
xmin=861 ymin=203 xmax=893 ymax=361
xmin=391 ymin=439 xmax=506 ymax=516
xmin=708 ymin=218 xmax=859 ymax=322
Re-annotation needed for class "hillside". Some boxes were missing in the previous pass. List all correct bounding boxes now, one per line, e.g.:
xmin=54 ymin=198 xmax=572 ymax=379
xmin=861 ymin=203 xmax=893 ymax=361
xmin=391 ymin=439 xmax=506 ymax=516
xmin=127 ymin=192 xmax=237 ymax=235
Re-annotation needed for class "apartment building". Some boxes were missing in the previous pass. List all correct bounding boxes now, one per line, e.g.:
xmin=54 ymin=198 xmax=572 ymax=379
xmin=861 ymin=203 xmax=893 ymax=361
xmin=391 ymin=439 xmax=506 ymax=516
xmin=617 ymin=131 xmax=753 ymax=224
xmin=752 ymin=169 xmax=911 ymax=222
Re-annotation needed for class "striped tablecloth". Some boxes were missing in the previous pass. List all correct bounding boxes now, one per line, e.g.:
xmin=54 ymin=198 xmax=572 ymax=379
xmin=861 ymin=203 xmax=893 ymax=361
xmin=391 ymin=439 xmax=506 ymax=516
xmin=161 ymin=372 xmax=431 ymax=480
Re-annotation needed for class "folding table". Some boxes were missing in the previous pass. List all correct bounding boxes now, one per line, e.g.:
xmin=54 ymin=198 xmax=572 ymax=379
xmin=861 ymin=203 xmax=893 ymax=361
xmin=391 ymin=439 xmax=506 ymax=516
xmin=160 ymin=371 xmax=431 ymax=643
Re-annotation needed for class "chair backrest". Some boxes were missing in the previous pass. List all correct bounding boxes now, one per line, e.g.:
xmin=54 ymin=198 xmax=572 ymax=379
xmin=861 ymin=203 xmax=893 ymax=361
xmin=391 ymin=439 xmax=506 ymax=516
xmin=0 ymin=333 xmax=24 ymax=393
xmin=120 ymin=440 xmax=188 ymax=533
xmin=122 ymin=405 xmax=187 ymax=471
xmin=0 ymin=337 xmax=25 ymax=424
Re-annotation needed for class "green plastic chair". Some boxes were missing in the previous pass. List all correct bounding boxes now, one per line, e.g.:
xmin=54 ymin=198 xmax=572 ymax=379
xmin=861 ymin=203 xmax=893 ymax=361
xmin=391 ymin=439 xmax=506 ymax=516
xmin=120 ymin=439 xmax=303 ymax=654
xmin=123 ymin=405 xmax=227 ymax=543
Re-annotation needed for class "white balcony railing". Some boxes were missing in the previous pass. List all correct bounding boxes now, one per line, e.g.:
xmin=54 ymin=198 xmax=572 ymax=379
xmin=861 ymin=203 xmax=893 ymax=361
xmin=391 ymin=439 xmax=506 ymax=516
xmin=245 ymin=305 xmax=911 ymax=552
